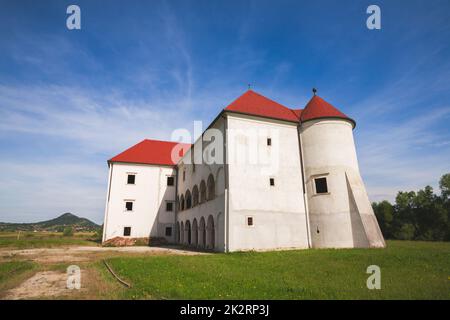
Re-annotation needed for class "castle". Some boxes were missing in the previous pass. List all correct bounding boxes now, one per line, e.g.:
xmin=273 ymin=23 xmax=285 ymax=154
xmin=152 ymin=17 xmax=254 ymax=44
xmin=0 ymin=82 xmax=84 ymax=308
xmin=102 ymin=89 xmax=385 ymax=251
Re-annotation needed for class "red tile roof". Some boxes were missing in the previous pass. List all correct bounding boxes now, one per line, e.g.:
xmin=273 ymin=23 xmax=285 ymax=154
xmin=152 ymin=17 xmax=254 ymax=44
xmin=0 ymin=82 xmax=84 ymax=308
xmin=291 ymin=109 xmax=303 ymax=120
xmin=301 ymin=95 xmax=355 ymax=127
xmin=109 ymin=139 xmax=191 ymax=166
xmin=224 ymin=90 xmax=300 ymax=122
xmin=109 ymin=91 xmax=354 ymax=166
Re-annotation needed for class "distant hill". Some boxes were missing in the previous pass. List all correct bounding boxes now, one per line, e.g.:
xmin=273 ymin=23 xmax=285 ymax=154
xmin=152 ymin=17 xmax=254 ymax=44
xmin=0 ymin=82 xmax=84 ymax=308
xmin=0 ymin=213 xmax=100 ymax=232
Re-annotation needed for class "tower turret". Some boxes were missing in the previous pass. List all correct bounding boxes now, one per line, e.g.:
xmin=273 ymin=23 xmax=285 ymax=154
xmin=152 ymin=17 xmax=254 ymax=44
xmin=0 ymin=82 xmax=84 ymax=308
xmin=299 ymin=93 xmax=385 ymax=248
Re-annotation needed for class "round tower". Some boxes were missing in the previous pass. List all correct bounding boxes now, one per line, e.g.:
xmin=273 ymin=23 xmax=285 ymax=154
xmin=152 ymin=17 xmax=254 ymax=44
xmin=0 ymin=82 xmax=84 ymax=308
xmin=299 ymin=91 xmax=385 ymax=248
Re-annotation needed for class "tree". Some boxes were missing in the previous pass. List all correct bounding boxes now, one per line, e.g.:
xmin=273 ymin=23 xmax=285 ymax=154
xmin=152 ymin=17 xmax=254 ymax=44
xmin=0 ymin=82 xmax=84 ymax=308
xmin=414 ymin=186 xmax=447 ymax=241
xmin=394 ymin=191 xmax=418 ymax=239
xmin=439 ymin=174 xmax=450 ymax=240
xmin=439 ymin=173 xmax=450 ymax=200
xmin=372 ymin=200 xmax=394 ymax=238
xmin=63 ymin=226 xmax=74 ymax=237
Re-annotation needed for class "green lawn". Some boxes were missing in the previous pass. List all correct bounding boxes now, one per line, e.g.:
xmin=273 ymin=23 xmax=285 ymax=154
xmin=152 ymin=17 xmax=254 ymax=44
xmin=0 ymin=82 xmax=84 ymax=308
xmin=103 ymin=241 xmax=450 ymax=300
xmin=0 ymin=232 xmax=99 ymax=249
xmin=0 ymin=261 xmax=37 ymax=293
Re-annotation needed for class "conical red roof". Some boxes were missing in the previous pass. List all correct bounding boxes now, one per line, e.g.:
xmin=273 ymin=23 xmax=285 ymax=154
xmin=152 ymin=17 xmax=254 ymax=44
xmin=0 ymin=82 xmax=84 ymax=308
xmin=301 ymin=95 xmax=355 ymax=127
xmin=224 ymin=90 xmax=300 ymax=122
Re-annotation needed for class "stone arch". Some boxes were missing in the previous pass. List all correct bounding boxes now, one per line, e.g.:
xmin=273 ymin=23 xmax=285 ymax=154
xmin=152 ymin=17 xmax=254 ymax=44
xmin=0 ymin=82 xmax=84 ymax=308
xmin=200 ymin=180 xmax=207 ymax=203
xmin=206 ymin=214 xmax=215 ymax=250
xmin=192 ymin=185 xmax=199 ymax=207
xmin=180 ymin=221 xmax=184 ymax=244
xmin=180 ymin=194 xmax=185 ymax=211
xmin=215 ymin=167 xmax=224 ymax=195
xmin=192 ymin=218 xmax=198 ymax=247
xmin=207 ymin=174 xmax=215 ymax=201
xmin=199 ymin=217 xmax=206 ymax=248
xmin=185 ymin=220 xmax=191 ymax=245
xmin=185 ymin=189 xmax=192 ymax=209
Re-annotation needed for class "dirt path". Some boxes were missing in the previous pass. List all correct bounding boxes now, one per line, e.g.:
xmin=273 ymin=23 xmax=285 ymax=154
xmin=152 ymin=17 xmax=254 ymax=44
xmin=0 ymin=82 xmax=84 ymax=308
xmin=1 ymin=246 xmax=206 ymax=299
xmin=4 ymin=270 xmax=87 ymax=300
xmin=0 ymin=246 xmax=206 ymax=263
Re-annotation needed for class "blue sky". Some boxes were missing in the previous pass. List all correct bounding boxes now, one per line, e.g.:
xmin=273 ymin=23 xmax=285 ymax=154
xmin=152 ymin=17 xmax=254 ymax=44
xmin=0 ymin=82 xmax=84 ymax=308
xmin=0 ymin=0 xmax=449 ymax=224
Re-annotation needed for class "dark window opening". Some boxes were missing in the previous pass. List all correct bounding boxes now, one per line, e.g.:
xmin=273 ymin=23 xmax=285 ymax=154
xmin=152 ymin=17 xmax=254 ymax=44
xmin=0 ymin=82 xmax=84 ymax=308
xmin=167 ymin=176 xmax=174 ymax=186
xmin=127 ymin=174 xmax=135 ymax=184
xmin=123 ymin=227 xmax=131 ymax=236
xmin=267 ymin=138 xmax=272 ymax=146
xmin=183 ymin=170 xmax=186 ymax=181
xmin=270 ymin=178 xmax=275 ymax=186
xmin=125 ymin=201 xmax=133 ymax=211
xmin=314 ymin=177 xmax=328 ymax=194
xmin=247 ymin=217 xmax=253 ymax=226
xmin=165 ymin=227 xmax=172 ymax=237
xmin=166 ymin=202 xmax=173 ymax=212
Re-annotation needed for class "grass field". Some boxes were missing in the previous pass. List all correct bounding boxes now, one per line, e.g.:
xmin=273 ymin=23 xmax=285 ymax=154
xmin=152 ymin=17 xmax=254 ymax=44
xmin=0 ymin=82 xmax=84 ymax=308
xmin=102 ymin=241 xmax=450 ymax=300
xmin=0 ymin=231 xmax=99 ymax=249
xmin=0 ymin=238 xmax=448 ymax=299
xmin=0 ymin=261 xmax=37 ymax=294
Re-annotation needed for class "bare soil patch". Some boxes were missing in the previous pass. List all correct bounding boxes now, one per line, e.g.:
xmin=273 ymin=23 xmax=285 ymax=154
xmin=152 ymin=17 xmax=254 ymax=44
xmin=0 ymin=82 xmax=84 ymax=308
xmin=4 ymin=270 xmax=87 ymax=300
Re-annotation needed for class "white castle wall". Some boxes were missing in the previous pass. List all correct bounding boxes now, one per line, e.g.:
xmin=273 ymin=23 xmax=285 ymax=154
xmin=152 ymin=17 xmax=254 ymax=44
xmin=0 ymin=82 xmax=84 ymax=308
xmin=176 ymin=116 xmax=226 ymax=251
xmin=300 ymin=118 xmax=385 ymax=248
xmin=226 ymin=114 xmax=310 ymax=251
xmin=103 ymin=163 xmax=176 ymax=242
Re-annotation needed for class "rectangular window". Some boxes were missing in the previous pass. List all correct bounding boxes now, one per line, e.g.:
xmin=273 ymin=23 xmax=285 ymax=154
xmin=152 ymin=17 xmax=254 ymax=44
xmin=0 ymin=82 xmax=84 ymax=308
xmin=247 ymin=217 xmax=253 ymax=226
xmin=183 ymin=170 xmax=186 ymax=181
xmin=127 ymin=174 xmax=135 ymax=184
xmin=165 ymin=227 xmax=172 ymax=237
xmin=123 ymin=227 xmax=131 ymax=236
xmin=166 ymin=202 xmax=173 ymax=212
xmin=167 ymin=176 xmax=174 ymax=186
xmin=267 ymin=138 xmax=272 ymax=146
xmin=125 ymin=201 xmax=133 ymax=211
xmin=314 ymin=177 xmax=328 ymax=194
xmin=270 ymin=178 xmax=275 ymax=186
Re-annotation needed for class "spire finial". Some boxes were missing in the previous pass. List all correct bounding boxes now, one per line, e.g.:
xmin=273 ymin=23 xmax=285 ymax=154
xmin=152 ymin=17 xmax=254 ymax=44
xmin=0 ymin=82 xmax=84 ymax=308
xmin=312 ymin=87 xmax=317 ymax=96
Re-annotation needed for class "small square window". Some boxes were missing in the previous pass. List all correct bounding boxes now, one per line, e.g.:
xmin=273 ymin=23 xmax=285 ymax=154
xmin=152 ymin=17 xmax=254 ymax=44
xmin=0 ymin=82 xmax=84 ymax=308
xmin=167 ymin=176 xmax=174 ymax=186
xmin=127 ymin=174 xmax=135 ymax=184
xmin=123 ymin=227 xmax=131 ymax=236
xmin=314 ymin=177 xmax=328 ymax=194
xmin=247 ymin=217 xmax=253 ymax=226
xmin=165 ymin=227 xmax=172 ymax=237
xmin=166 ymin=202 xmax=173 ymax=212
xmin=125 ymin=201 xmax=133 ymax=211
xmin=267 ymin=138 xmax=272 ymax=146
xmin=270 ymin=178 xmax=275 ymax=186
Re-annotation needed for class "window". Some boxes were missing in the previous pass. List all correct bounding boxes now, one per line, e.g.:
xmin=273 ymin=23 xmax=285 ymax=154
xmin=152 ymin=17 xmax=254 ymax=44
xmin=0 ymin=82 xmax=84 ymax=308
xmin=166 ymin=202 xmax=173 ymax=212
xmin=125 ymin=201 xmax=133 ymax=211
xmin=165 ymin=227 xmax=172 ymax=237
xmin=247 ymin=217 xmax=253 ymax=226
xmin=127 ymin=174 xmax=135 ymax=184
xmin=167 ymin=176 xmax=174 ymax=186
xmin=183 ymin=170 xmax=186 ymax=181
xmin=314 ymin=177 xmax=328 ymax=194
xmin=270 ymin=178 xmax=275 ymax=186
xmin=123 ymin=227 xmax=131 ymax=236
xmin=267 ymin=138 xmax=272 ymax=146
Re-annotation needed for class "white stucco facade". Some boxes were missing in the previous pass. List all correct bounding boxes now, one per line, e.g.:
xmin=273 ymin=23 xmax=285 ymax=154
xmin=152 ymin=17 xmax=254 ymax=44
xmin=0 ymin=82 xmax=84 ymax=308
xmin=102 ymin=91 xmax=385 ymax=251
xmin=102 ymin=163 xmax=177 ymax=242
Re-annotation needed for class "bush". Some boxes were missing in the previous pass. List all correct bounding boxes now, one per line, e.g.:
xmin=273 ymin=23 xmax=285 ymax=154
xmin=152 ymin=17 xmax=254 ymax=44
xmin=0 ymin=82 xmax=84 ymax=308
xmin=63 ymin=227 xmax=74 ymax=237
